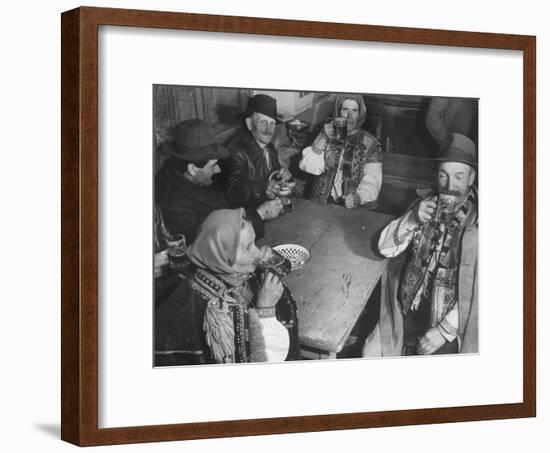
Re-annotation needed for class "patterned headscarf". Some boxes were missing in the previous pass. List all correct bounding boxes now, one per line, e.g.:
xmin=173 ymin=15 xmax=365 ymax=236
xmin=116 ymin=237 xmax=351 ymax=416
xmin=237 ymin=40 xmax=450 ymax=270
xmin=333 ymin=94 xmax=367 ymax=132
xmin=187 ymin=208 xmax=245 ymax=275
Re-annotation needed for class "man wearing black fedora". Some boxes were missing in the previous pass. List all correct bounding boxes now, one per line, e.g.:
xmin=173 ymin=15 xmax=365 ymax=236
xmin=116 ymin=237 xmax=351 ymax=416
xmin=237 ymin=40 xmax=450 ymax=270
xmin=155 ymin=118 xmax=283 ymax=244
xmin=366 ymin=133 xmax=478 ymax=357
xmin=221 ymin=94 xmax=292 ymax=209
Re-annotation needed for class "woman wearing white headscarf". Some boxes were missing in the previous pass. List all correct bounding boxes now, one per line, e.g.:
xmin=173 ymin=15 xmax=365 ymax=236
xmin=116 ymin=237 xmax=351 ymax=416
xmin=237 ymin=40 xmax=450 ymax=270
xmin=155 ymin=208 xmax=300 ymax=366
xmin=299 ymin=94 xmax=383 ymax=209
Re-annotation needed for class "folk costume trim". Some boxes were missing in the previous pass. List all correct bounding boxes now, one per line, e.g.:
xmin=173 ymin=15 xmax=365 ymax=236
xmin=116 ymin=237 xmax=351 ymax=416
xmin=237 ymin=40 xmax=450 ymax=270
xmin=399 ymin=189 xmax=478 ymax=328
xmin=192 ymin=269 xmax=267 ymax=364
xmin=310 ymin=130 xmax=382 ymax=204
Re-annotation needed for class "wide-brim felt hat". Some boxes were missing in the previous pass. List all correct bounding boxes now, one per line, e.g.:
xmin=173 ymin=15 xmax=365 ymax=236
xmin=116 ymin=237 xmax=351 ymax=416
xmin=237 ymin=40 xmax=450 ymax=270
xmin=166 ymin=118 xmax=229 ymax=162
xmin=236 ymin=93 xmax=283 ymax=123
xmin=433 ymin=133 xmax=477 ymax=168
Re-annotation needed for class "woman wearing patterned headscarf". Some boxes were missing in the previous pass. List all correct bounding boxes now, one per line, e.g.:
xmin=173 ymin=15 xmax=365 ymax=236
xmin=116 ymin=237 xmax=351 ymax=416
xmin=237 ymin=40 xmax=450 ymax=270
xmin=299 ymin=94 xmax=383 ymax=209
xmin=154 ymin=208 xmax=300 ymax=366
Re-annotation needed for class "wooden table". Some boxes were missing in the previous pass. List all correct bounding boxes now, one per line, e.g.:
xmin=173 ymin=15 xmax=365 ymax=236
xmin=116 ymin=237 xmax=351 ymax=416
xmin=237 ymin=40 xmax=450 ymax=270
xmin=259 ymin=199 xmax=395 ymax=359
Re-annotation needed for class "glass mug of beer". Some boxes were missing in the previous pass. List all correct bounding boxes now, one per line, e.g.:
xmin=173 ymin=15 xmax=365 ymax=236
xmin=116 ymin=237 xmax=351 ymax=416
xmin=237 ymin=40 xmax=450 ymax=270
xmin=434 ymin=191 xmax=460 ymax=224
xmin=280 ymin=178 xmax=295 ymax=213
xmin=165 ymin=233 xmax=187 ymax=268
xmin=271 ymin=170 xmax=294 ymax=214
xmin=255 ymin=246 xmax=292 ymax=279
xmin=333 ymin=117 xmax=348 ymax=142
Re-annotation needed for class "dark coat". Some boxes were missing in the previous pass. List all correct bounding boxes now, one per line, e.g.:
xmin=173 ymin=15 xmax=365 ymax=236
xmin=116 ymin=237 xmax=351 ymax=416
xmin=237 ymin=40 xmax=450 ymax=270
xmin=154 ymin=268 xmax=301 ymax=366
xmin=220 ymin=127 xmax=281 ymax=208
xmin=155 ymin=157 xmax=264 ymax=244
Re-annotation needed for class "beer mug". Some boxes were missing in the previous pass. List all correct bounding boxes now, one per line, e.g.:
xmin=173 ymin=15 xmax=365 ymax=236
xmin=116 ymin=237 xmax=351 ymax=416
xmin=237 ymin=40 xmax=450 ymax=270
xmin=256 ymin=246 xmax=292 ymax=279
xmin=333 ymin=117 xmax=348 ymax=142
xmin=280 ymin=178 xmax=295 ymax=213
xmin=269 ymin=170 xmax=295 ymax=214
xmin=434 ymin=191 xmax=459 ymax=224
xmin=165 ymin=234 xmax=187 ymax=267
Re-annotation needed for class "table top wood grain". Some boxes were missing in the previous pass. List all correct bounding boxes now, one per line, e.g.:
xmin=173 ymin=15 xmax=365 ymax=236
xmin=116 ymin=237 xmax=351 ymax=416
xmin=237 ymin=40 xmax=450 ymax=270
xmin=259 ymin=199 xmax=395 ymax=353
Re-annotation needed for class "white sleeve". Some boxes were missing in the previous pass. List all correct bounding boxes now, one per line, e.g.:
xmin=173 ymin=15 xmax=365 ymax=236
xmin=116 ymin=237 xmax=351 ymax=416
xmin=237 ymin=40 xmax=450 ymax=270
xmin=299 ymin=145 xmax=325 ymax=175
xmin=259 ymin=318 xmax=290 ymax=362
xmin=377 ymin=210 xmax=418 ymax=257
xmin=437 ymin=304 xmax=459 ymax=342
xmin=356 ymin=162 xmax=382 ymax=204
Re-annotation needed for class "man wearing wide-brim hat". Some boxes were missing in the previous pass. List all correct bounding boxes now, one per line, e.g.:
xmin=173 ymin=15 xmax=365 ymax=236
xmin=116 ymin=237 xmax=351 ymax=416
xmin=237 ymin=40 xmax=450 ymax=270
xmin=155 ymin=118 xmax=283 ymax=245
xmin=220 ymin=94 xmax=293 ymax=209
xmin=365 ymin=133 xmax=478 ymax=357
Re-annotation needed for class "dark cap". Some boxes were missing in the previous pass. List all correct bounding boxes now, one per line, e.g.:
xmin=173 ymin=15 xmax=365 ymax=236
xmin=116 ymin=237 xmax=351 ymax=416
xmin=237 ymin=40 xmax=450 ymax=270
xmin=167 ymin=119 xmax=228 ymax=162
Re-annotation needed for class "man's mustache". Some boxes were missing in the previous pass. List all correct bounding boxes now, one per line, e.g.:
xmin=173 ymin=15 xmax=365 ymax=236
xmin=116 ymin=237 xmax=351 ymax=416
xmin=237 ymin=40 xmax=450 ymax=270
xmin=439 ymin=189 xmax=462 ymax=197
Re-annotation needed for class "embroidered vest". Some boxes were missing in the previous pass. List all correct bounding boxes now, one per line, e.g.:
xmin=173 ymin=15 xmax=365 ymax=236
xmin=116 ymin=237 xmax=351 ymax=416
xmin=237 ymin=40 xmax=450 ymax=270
xmin=399 ymin=191 xmax=478 ymax=328
xmin=310 ymin=130 xmax=382 ymax=203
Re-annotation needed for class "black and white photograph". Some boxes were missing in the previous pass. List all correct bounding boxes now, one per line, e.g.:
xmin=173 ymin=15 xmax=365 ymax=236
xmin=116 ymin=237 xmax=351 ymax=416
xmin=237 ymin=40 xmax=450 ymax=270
xmin=153 ymin=86 xmax=479 ymax=366
xmin=3 ymin=0 xmax=546 ymax=450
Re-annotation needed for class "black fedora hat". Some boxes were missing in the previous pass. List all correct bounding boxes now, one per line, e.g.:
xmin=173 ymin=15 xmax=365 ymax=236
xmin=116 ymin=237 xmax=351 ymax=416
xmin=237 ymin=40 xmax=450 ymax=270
xmin=433 ymin=133 xmax=477 ymax=168
xmin=237 ymin=94 xmax=282 ymax=123
xmin=167 ymin=119 xmax=228 ymax=162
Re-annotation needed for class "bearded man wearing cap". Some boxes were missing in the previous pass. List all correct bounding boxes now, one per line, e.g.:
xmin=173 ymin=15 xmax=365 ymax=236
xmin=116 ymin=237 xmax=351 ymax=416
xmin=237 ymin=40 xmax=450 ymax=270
xmin=220 ymin=94 xmax=292 ymax=209
xmin=364 ymin=133 xmax=478 ymax=356
xmin=155 ymin=118 xmax=283 ymax=244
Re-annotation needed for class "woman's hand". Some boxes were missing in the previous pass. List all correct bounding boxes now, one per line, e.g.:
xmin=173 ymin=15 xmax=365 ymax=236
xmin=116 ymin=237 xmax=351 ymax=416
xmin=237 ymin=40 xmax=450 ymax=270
xmin=323 ymin=120 xmax=335 ymax=139
xmin=256 ymin=272 xmax=284 ymax=308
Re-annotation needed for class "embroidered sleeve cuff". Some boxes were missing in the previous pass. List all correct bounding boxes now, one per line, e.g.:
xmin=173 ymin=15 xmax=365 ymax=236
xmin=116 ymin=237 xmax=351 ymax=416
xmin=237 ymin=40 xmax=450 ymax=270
xmin=255 ymin=306 xmax=277 ymax=318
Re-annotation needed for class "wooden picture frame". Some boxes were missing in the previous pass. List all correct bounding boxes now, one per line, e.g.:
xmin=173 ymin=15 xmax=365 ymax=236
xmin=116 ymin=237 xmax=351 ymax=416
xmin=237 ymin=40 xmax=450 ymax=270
xmin=61 ymin=6 xmax=536 ymax=446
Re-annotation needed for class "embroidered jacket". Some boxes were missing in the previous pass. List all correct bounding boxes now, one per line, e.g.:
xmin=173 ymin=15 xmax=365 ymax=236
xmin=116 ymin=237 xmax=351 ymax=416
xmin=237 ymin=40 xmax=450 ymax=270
xmin=154 ymin=266 xmax=301 ymax=366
